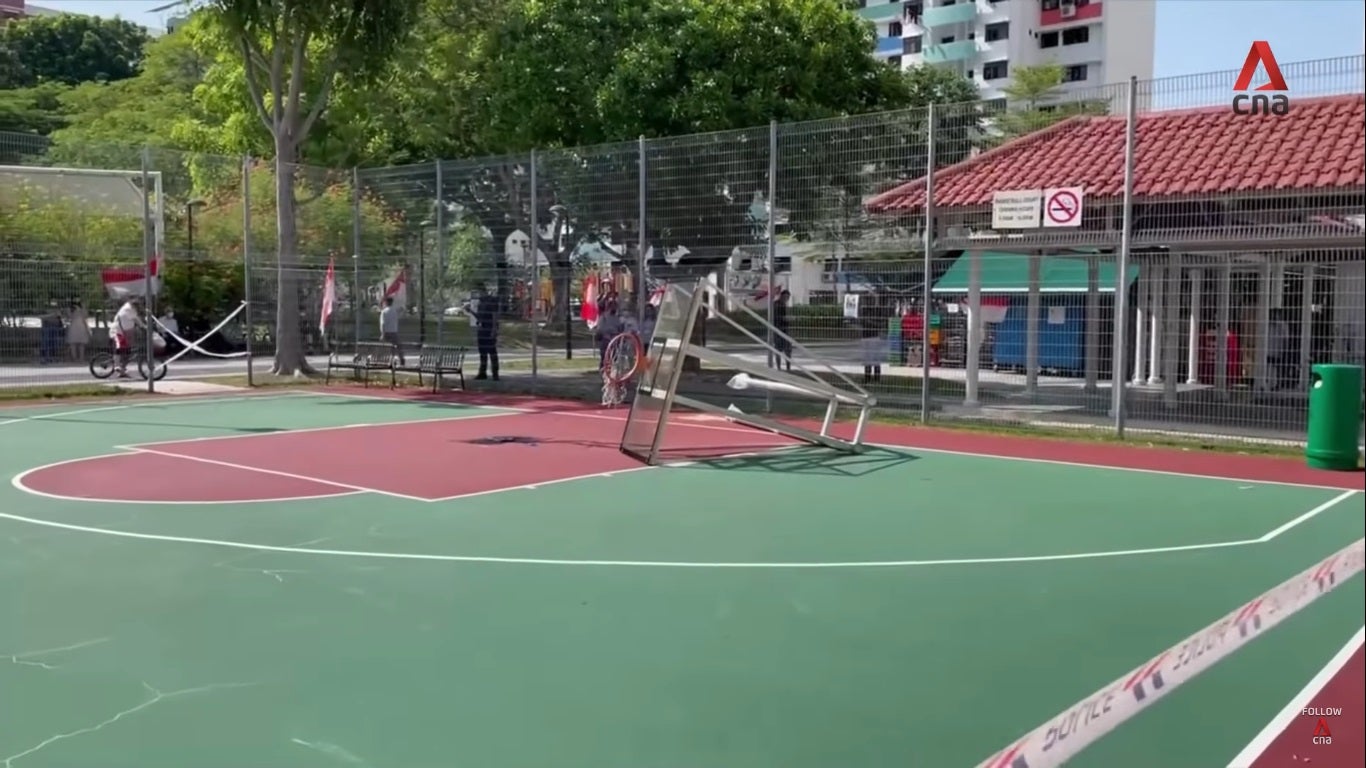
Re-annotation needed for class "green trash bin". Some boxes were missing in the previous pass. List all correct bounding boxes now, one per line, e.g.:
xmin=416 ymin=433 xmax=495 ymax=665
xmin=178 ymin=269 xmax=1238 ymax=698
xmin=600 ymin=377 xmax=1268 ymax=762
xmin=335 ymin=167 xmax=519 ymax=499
xmin=1305 ymin=363 xmax=1364 ymax=471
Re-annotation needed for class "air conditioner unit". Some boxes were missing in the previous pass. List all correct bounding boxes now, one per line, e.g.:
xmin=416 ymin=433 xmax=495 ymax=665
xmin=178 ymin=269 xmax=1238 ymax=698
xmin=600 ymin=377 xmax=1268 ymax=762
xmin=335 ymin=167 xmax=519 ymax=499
xmin=1060 ymin=3 xmax=1077 ymax=17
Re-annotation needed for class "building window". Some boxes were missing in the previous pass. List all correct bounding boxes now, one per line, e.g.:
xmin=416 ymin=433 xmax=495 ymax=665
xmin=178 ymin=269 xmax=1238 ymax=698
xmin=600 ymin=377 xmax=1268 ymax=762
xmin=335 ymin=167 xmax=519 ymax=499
xmin=1041 ymin=0 xmax=1060 ymax=9
xmin=1063 ymin=64 xmax=1089 ymax=82
xmin=1062 ymin=26 xmax=1090 ymax=45
xmin=888 ymin=55 xmax=903 ymax=68
xmin=985 ymin=97 xmax=1008 ymax=112
xmin=1039 ymin=31 xmax=1059 ymax=48
xmin=904 ymin=35 xmax=923 ymax=54
xmin=941 ymin=35 xmax=955 ymax=44
xmin=905 ymin=3 xmax=923 ymax=24
xmin=984 ymin=22 xmax=1009 ymax=42
xmin=889 ymin=20 xmax=903 ymax=36
xmin=982 ymin=60 xmax=1009 ymax=80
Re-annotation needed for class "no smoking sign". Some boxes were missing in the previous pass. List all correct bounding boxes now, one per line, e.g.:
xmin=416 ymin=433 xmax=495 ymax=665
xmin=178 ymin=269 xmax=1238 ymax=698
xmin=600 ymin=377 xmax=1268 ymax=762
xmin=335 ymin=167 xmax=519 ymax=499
xmin=1043 ymin=187 xmax=1084 ymax=228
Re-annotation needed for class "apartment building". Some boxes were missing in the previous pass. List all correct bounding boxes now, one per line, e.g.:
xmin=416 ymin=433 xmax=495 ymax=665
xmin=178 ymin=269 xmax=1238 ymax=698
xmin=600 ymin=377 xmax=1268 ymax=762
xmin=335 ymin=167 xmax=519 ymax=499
xmin=2 ymin=0 xmax=62 ymax=22
xmin=856 ymin=0 xmax=1155 ymax=101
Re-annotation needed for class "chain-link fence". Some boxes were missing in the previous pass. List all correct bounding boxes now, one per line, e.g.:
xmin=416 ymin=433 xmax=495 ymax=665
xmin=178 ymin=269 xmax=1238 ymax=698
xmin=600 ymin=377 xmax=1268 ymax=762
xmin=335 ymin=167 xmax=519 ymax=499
xmin=2 ymin=54 xmax=1362 ymax=447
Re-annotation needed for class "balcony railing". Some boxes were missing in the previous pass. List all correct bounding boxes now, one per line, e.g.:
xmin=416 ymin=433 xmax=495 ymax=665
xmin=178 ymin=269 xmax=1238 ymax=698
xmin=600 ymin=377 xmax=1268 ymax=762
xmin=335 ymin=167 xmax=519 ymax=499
xmin=876 ymin=35 xmax=905 ymax=56
xmin=921 ymin=39 xmax=978 ymax=63
xmin=858 ymin=1 xmax=905 ymax=21
xmin=922 ymin=1 xmax=979 ymax=27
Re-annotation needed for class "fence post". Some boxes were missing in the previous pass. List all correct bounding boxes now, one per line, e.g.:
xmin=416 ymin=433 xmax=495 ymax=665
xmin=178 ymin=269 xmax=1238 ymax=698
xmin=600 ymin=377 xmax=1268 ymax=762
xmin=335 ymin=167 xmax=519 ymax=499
xmin=1110 ymin=76 xmax=1139 ymax=437
xmin=351 ymin=167 xmax=362 ymax=349
xmin=242 ymin=155 xmax=255 ymax=386
xmin=920 ymin=104 xmax=936 ymax=423
xmin=529 ymin=150 xmax=540 ymax=382
xmin=435 ymin=161 xmax=446 ymax=344
xmin=140 ymin=146 xmax=155 ymax=394
xmin=765 ymin=120 xmax=778 ymax=413
xmin=637 ymin=135 xmax=647 ymax=326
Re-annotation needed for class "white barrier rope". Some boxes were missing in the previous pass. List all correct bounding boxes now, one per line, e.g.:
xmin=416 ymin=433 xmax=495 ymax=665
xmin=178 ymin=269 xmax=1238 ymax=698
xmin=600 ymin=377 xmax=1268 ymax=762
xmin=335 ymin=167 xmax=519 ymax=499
xmin=151 ymin=302 xmax=249 ymax=365
xmin=975 ymin=536 xmax=1365 ymax=768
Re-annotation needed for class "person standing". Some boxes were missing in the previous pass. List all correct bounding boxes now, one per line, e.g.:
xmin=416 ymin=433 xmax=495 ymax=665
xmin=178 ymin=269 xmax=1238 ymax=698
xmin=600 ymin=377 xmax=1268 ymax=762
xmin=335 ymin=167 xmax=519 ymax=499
xmin=379 ymin=296 xmax=405 ymax=365
xmin=65 ymin=300 xmax=91 ymax=361
xmin=475 ymin=293 xmax=500 ymax=381
xmin=772 ymin=289 xmax=792 ymax=371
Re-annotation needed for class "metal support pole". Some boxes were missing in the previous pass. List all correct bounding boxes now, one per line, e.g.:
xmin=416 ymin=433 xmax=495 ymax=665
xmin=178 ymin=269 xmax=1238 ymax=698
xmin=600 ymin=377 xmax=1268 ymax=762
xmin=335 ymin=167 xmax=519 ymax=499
xmin=530 ymin=150 xmax=540 ymax=380
xmin=1186 ymin=267 xmax=1203 ymax=385
xmin=637 ymin=135 xmax=647 ymax=326
xmin=435 ymin=162 xmax=447 ymax=344
xmin=141 ymin=147 xmax=155 ymax=394
xmin=352 ymin=167 xmax=363 ymax=348
xmin=242 ymin=156 xmax=254 ymax=386
xmin=1215 ymin=260 xmax=1232 ymax=394
xmin=765 ymin=120 xmax=778 ymax=413
xmin=1298 ymin=265 xmax=1315 ymax=388
xmin=1025 ymin=251 xmax=1041 ymax=396
xmin=418 ymin=234 xmax=427 ymax=345
xmin=1084 ymin=255 xmax=1100 ymax=393
xmin=1110 ymin=76 xmax=1138 ymax=436
xmin=920 ymin=103 xmax=935 ymax=423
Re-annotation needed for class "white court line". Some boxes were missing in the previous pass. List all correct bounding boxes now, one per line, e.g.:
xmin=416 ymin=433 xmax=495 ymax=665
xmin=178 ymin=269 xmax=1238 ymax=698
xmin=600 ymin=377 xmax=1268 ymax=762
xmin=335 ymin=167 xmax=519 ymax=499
xmin=0 ymin=487 xmax=1356 ymax=569
xmin=121 ymin=407 xmax=523 ymax=450
xmin=0 ymin=391 xmax=314 ymax=428
xmin=9 ymin=454 xmax=361 ymax=506
xmin=117 ymin=446 xmax=432 ymax=504
xmin=1226 ymin=625 xmax=1366 ymax=768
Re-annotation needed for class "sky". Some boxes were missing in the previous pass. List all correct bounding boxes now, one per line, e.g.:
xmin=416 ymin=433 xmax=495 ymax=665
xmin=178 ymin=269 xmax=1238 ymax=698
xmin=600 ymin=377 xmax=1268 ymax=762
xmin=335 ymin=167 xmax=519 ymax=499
xmin=27 ymin=0 xmax=1366 ymax=80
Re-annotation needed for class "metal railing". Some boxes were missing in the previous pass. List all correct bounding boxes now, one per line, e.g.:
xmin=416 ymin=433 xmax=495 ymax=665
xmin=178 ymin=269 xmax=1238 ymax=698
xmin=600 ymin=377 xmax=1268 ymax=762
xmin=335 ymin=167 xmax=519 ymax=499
xmin=1 ymin=54 xmax=1362 ymax=447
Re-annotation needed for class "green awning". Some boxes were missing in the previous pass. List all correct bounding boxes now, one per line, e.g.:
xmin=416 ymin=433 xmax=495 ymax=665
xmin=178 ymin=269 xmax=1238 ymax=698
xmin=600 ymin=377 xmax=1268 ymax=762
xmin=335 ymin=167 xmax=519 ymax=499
xmin=932 ymin=252 xmax=1139 ymax=294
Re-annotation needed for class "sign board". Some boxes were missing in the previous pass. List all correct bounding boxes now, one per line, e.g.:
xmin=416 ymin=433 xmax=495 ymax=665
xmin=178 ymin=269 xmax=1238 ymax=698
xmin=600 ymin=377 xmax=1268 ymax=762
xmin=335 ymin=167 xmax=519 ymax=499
xmin=991 ymin=190 xmax=1042 ymax=229
xmin=1043 ymin=187 xmax=1084 ymax=228
xmin=842 ymin=293 xmax=860 ymax=320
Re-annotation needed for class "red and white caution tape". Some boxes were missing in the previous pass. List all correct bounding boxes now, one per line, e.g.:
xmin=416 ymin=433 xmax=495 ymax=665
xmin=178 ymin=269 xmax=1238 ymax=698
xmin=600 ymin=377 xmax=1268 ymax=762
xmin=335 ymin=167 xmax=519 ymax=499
xmin=975 ymin=537 xmax=1366 ymax=768
xmin=152 ymin=302 xmax=249 ymax=362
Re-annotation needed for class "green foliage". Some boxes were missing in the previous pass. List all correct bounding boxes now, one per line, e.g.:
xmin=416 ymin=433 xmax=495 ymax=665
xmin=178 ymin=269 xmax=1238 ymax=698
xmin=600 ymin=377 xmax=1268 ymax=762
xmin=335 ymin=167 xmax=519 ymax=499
xmin=441 ymin=221 xmax=496 ymax=297
xmin=0 ymin=83 xmax=70 ymax=138
xmin=0 ymin=14 xmax=149 ymax=88
xmin=985 ymin=63 xmax=1109 ymax=147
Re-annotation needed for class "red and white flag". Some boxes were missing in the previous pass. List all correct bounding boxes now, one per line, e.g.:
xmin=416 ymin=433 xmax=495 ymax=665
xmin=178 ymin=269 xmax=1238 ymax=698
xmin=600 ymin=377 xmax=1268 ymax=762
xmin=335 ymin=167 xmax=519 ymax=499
xmin=383 ymin=267 xmax=408 ymax=309
xmin=580 ymin=279 xmax=600 ymax=329
xmin=319 ymin=257 xmax=337 ymax=333
xmin=962 ymin=295 xmax=1009 ymax=324
xmin=102 ymin=256 xmax=160 ymax=299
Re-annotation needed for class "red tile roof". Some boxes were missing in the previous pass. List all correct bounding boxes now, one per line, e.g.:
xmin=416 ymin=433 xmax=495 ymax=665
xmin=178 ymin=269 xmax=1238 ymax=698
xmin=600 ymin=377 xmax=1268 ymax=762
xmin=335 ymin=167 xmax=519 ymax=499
xmin=864 ymin=94 xmax=1366 ymax=214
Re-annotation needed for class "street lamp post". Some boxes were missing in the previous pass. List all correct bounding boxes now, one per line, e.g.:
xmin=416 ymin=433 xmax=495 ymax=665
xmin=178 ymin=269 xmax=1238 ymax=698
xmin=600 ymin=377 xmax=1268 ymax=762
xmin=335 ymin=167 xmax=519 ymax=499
xmin=418 ymin=219 xmax=432 ymax=346
xmin=185 ymin=198 xmax=206 ymax=344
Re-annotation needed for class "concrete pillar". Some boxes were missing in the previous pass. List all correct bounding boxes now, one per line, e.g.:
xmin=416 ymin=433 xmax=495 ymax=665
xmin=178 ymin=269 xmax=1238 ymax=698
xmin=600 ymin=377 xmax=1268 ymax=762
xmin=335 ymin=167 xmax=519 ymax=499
xmin=965 ymin=250 xmax=982 ymax=406
xmin=1214 ymin=261 xmax=1232 ymax=394
xmin=1162 ymin=254 xmax=1181 ymax=408
xmin=1025 ymin=252 xmax=1041 ymax=395
xmin=1148 ymin=260 xmax=1165 ymax=385
xmin=1253 ymin=260 xmax=1272 ymax=392
xmin=1186 ymin=267 xmax=1203 ymax=384
xmin=1298 ymin=265 xmax=1316 ymax=388
xmin=1084 ymin=255 xmax=1100 ymax=392
xmin=1133 ymin=260 xmax=1149 ymax=385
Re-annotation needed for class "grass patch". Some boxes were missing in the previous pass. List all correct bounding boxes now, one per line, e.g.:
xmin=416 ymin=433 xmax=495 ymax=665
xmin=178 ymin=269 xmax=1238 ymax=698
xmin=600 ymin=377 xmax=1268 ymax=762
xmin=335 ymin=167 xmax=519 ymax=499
xmin=0 ymin=383 xmax=136 ymax=402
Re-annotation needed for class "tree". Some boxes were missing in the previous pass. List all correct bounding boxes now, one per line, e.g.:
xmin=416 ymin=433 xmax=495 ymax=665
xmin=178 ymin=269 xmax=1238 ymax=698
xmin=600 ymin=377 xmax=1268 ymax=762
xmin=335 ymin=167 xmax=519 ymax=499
xmin=428 ymin=0 xmax=970 ymax=319
xmin=44 ymin=24 xmax=216 ymax=176
xmin=985 ymin=63 xmax=1109 ymax=147
xmin=204 ymin=0 xmax=423 ymax=375
xmin=0 ymin=14 xmax=149 ymax=88
xmin=0 ymin=83 xmax=69 ymax=138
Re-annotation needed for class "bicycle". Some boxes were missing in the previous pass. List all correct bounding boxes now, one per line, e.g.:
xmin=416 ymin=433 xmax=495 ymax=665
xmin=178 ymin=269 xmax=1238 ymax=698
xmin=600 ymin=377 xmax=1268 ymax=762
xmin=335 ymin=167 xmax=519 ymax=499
xmin=89 ymin=347 xmax=169 ymax=381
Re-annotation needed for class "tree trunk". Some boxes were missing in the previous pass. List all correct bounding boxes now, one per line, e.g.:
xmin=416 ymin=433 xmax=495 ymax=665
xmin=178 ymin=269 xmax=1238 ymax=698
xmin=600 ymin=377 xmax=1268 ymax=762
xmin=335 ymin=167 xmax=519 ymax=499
xmin=271 ymin=144 xmax=315 ymax=376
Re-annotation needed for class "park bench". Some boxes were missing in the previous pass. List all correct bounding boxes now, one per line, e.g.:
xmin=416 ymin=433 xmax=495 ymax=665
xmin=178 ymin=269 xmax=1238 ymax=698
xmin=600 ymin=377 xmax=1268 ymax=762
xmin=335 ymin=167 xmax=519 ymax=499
xmin=396 ymin=344 xmax=467 ymax=392
xmin=324 ymin=341 xmax=398 ymax=388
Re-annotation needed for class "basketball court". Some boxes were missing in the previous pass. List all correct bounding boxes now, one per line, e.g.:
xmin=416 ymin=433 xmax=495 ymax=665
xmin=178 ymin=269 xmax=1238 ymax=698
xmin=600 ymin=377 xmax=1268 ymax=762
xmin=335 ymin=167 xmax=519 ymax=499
xmin=0 ymin=385 xmax=1362 ymax=768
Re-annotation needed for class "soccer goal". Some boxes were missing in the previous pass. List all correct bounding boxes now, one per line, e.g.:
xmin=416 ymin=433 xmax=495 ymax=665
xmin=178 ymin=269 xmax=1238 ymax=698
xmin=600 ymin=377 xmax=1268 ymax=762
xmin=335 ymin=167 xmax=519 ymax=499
xmin=618 ymin=278 xmax=876 ymax=465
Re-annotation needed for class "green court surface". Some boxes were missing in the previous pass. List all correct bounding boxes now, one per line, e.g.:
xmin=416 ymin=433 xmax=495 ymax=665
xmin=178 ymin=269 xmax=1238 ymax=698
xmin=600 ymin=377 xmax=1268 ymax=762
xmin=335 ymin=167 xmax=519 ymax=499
xmin=0 ymin=392 xmax=1361 ymax=767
